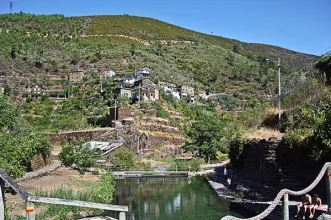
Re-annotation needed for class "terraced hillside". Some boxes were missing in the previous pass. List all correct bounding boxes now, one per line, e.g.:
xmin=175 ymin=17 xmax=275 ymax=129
xmin=88 ymin=15 xmax=317 ymax=69
xmin=0 ymin=13 xmax=317 ymax=100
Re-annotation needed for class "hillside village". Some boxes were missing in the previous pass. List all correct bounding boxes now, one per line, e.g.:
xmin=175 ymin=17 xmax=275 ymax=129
xmin=0 ymin=11 xmax=331 ymax=220
xmin=0 ymin=66 xmax=209 ymax=104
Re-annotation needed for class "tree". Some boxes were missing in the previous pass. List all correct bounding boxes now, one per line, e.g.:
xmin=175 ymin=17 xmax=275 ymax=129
xmin=130 ymin=43 xmax=136 ymax=56
xmin=183 ymin=111 xmax=224 ymax=163
xmin=0 ymin=95 xmax=18 ymax=130
xmin=233 ymin=44 xmax=240 ymax=53
xmin=10 ymin=46 xmax=16 ymax=59
xmin=315 ymin=53 xmax=331 ymax=84
xmin=59 ymin=145 xmax=99 ymax=170
xmin=226 ymin=51 xmax=235 ymax=66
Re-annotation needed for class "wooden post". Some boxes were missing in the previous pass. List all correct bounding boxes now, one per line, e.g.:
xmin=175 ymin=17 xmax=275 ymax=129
xmin=0 ymin=178 xmax=5 ymax=220
xmin=282 ymin=193 xmax=289 ymax=220
xmin=119 ymin=212 xmax=126 ymax=220
xmin=26 ymin=201 xmax=35 ymax=220
xmin=326 ymin=166 xmax=331 ymax=214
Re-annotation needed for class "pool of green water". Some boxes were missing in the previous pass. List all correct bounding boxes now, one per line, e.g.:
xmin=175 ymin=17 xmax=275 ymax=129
xmin=112 ymin=177 xmax=242 ymax=220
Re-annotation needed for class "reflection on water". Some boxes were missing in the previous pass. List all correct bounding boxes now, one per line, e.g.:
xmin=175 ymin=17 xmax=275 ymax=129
xmin=112 ymin=177 xmax=241 ymax=220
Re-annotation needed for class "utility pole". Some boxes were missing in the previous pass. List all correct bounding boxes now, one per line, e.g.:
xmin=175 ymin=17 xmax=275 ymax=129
xmin=277 ymin=57 xmax=281 ymax=123
xmin=266 ymin=57 xmax=281 ymax=128
xmin=138 ymin=85 xmax=141 ymax=109
xmin=114 ymin=99 xmax=117 ymax=125
xmin=10 ymin=1 xmax=13 ymax=14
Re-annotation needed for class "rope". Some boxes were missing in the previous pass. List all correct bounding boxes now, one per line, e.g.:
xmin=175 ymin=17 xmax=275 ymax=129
xmin=222 ymin=162 xmax=331 ymax=220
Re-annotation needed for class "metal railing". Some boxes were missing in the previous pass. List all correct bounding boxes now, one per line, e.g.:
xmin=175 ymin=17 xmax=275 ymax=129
xmin=221 ymin=162 xmax=331 ymax=220
xmin=105 ymin=164 xmax=199 ymax=172
xmin=0 ymin=169 xmax=128 ymax=220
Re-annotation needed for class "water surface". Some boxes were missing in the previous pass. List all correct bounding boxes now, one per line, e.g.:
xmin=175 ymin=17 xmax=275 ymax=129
xmin=113 ymin=177 xmax=241 ymax=220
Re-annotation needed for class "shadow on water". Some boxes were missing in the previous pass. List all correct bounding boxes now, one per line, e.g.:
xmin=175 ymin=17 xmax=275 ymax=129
xmin=104 ymin=177 xmax=243 ymax=220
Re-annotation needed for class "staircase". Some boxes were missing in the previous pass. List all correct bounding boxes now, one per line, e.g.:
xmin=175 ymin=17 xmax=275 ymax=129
xmin=276 ymin=150 xmax=306 ymax=190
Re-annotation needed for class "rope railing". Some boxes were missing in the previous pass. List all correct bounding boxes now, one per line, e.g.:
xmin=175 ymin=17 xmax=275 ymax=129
xmin=222 ymin=162 xmax=331 ymax=220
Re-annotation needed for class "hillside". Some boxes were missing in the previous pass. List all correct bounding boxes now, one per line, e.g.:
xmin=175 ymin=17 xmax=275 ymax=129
xmin=87 ymin=15 xmax=317 ymax=69
xmin=0 ymin=13 xmax=318 ymax=100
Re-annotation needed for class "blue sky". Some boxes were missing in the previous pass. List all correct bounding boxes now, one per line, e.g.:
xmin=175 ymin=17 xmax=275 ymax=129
xmin=0 ymin=0 xmax=330 ymax=55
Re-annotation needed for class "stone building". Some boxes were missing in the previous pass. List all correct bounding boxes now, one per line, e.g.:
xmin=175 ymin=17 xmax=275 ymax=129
xmin=108 ymin=106 xmax=132 ymax=126
xmin=135 ymin=67 xmax=151 ymax=80
xmin=134 ymin=78 xmax=159 ymax=102
xmin=113 ymin=87 xmax=134 ymax=99
xmin=178 ymin=85 xmax=195 ymax=97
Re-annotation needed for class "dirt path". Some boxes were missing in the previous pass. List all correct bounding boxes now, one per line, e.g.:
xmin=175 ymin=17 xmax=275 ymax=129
xmin=6 ymin=167 xmax=100 ymax=218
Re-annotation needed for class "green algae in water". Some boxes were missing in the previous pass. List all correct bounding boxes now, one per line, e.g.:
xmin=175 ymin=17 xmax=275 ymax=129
xmin=111 ymin=177 xmax=242 ymax=220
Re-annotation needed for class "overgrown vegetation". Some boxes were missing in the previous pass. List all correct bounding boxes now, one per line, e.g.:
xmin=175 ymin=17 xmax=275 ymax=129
xmin=35 ymin=173 xmax=116 ymax=219
xmin=59 ymin=144 xmax=100 ymax=170
xmin=111 ymin=148 xmax=135 ymax=167
xmin=169 ymin=158 xmax=204 ymax=172
xmin=0 ymin=95 xmax=51 ymax=178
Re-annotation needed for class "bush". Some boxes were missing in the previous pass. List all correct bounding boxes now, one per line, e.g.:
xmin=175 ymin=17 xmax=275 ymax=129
xmin=284 ymin=129 xmax=311 ymax=148
xmin=111 ymin=148 xmax=135 ymax=167
xmin=58 ymin=145 xmax=75 ymax=167
xmin=59 ymin=145 xmax=99 ymax=170
xmin=229 ymin=136 xmax=248 ymax=168
xmin=216 ymin=152 xmax=229 ymax=162
xmin=155 ymin=103 xmax=171 ymax=120
xmin=169 ymin=158 xmax=203 ymax=172
xmin=188 ymin=158 xmax=203 ymax=172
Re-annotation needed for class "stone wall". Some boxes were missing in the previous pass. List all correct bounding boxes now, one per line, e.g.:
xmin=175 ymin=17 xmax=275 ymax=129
xmin=47 ymin=128 xmax=114 ymax=144
xmin=117 ymin=123 xmax=185 ymax=158
xmin=28 ymin=152 xmax=52 ymax=171
xmin=232 ymin=137 xmax=326 ymax=198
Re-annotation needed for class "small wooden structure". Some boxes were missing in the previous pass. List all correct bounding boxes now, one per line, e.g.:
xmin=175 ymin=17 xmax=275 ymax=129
xmin=0 ymin=169 xmax=128 ymax=220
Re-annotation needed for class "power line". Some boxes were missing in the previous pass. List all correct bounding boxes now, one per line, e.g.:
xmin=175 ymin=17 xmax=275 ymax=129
xmin=319 ymin=45 xmax=331 ymax=56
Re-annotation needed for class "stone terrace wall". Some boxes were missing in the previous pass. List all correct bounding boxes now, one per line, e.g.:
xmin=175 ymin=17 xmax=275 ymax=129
xmin=47 ymin=128 xmax=115 ymax=144
xmin=232 ymin=137 xmax=325 ymax=196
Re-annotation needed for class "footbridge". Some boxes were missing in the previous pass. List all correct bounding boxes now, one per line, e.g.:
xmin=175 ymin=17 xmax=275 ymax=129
xmin=222 ymin=162 xmax=331 ymax=220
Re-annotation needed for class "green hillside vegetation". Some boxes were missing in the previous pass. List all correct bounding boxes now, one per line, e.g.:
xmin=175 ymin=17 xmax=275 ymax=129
xmin=0 ymin=13 xmax=312 ymax=101
xmin=88 ymin=15 xmax=317 ymax=69
xmin=0 ymin=12 xmax=330 ymax=179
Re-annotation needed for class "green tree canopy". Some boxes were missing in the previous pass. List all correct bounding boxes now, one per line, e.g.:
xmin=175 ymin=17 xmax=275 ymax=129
xmin=184 ymin=110 xmax=226 ymax=163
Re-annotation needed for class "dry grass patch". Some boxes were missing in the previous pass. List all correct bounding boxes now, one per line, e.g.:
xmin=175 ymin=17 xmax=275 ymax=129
xmin=244 ymin=128 xmax=283 ymax=140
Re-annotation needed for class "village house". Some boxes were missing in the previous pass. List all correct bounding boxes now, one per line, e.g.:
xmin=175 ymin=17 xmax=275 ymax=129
xmin=24 ymin=85 xmax=45 ymax=97
xmin=113 ymin=87 xmax=134 ymax=99
xmin=178 ymin=85 xmax=194 ymax=98
xmin=123 ymin=76 xmax=136 ymax=85
xmin=68 ymin=70 xmax=85 ymax=82
xmin=44 ymin=86 xmax=67 ymax=101
xmin=134 ymin=78 xmax=159 ymax=102
xmin=158 ymin=81 xmax=181 ymax=100
xmin=135 ymin=67 xmax=151 ymax=80
xmin=158 ymin=81 xmax=176 ymax=92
